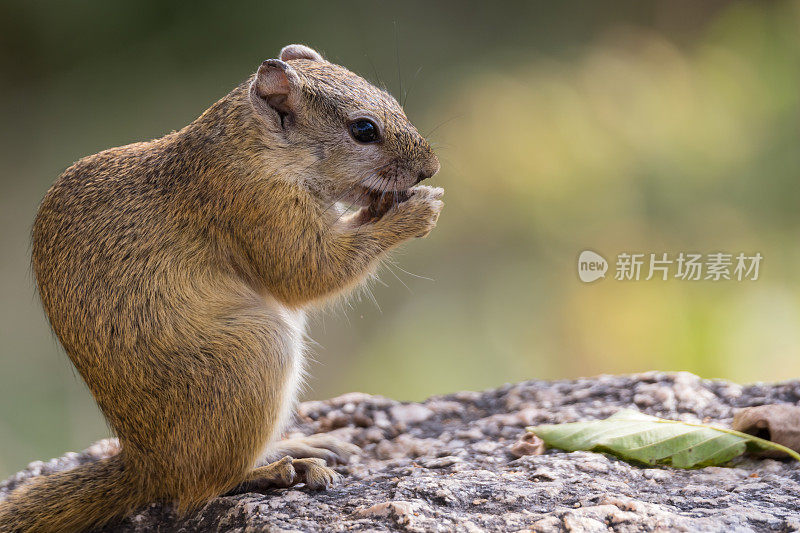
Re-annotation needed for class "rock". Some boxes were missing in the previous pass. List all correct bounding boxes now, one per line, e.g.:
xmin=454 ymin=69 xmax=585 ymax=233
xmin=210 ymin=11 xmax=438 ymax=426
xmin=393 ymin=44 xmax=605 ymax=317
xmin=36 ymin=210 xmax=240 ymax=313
xmin=390 ymin=404 xmax=435 ymax=425
xmin=2 ymin=372 xmax=800 ymax=532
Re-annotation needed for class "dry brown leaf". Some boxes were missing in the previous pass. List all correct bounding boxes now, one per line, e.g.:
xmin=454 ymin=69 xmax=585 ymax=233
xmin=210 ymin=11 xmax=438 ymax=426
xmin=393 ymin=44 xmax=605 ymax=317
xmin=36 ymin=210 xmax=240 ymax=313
xmin=732 ymin=404 xmax=800 ymax=458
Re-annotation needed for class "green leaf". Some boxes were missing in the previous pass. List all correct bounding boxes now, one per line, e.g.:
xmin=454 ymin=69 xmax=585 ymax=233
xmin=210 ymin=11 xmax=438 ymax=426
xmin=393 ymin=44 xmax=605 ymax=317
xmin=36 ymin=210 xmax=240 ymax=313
xmin=527 ymin=409 xmax=800 ymax=468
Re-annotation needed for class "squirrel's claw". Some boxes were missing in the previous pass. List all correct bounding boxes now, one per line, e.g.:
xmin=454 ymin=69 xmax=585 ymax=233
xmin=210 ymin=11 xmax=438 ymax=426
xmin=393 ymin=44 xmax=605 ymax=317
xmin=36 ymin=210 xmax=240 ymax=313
xmin=261 ymin=433 xmax=360 ymax=465
xmin=229 ymin=456 xmax=297 ymax=494
xmin=291 ymin=457 xmax=343 ymax=490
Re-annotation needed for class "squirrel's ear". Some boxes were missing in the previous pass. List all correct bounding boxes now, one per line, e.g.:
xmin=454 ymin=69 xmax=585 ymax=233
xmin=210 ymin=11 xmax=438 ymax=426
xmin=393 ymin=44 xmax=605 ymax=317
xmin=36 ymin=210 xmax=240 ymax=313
xmin=251 ymin=59 xmax=300 ymax=126
xmin=280 ymin=44 xmax=324 ymax=62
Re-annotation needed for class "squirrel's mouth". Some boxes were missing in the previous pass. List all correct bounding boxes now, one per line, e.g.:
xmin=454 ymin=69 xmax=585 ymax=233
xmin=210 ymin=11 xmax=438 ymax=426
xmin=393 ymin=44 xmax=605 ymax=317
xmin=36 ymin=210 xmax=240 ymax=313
xmin=346 ymin=185 xmax=411 ymax=219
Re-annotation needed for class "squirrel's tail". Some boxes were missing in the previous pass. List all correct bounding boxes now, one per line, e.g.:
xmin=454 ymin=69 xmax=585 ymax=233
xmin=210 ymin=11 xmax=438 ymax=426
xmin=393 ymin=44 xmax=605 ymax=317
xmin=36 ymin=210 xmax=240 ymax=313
xmin=0 ymin=452 xmax=147 ymax=533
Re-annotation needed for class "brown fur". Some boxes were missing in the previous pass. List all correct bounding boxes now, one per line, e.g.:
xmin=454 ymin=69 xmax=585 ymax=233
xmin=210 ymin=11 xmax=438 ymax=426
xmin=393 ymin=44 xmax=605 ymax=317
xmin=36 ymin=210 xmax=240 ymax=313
xmin=0 ymin=44 xmax=442 ymax=532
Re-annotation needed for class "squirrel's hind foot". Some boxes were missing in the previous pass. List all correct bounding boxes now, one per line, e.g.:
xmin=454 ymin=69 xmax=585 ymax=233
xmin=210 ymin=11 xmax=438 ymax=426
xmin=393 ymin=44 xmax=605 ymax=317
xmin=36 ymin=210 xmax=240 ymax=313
xmin=261 ymin=433 xmax=360 ymax=465
xmin=229 ymin=454 xmax=343 ymax=494
xmin=231 ymin=456 xmax=297 ymax=493
xmin=291 ymin=457 xmax=342 ymax=490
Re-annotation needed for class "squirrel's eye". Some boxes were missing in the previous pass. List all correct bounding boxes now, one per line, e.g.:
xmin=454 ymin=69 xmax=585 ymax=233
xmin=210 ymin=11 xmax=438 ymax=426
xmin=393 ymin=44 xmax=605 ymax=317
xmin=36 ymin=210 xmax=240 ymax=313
xmin=349 ymin=119 xmax=380 ymax=143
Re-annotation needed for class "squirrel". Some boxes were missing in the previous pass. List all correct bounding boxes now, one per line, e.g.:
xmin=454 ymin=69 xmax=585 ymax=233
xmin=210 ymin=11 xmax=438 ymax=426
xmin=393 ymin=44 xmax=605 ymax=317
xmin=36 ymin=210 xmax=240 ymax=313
xmin=0 ymin=44 xmax=443 ymax=532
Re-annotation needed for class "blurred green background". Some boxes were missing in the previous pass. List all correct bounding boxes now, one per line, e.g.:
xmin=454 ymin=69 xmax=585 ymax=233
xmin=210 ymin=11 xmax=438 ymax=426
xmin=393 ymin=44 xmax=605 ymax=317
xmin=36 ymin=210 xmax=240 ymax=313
xmin=1 ymin=1 xmax=799 ymax=478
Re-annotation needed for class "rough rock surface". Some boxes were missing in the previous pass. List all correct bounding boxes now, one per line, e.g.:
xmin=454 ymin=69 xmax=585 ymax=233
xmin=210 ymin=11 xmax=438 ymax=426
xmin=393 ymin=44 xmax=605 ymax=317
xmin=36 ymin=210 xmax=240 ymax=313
xmin=2 ymin=372 xmax=800 ymax=532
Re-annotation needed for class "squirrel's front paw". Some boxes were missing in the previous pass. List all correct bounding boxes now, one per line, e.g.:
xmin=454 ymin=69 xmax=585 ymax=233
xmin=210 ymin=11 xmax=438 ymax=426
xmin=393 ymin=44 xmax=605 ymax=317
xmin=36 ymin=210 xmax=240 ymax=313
xmin=385 ymin=185 xmax=444 ymax=239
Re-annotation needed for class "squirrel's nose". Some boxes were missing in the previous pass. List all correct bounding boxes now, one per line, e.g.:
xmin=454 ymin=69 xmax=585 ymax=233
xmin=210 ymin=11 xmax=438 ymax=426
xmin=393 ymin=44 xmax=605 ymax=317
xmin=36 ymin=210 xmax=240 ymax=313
xmin=415 ymin=158 xmax=441 ymax=183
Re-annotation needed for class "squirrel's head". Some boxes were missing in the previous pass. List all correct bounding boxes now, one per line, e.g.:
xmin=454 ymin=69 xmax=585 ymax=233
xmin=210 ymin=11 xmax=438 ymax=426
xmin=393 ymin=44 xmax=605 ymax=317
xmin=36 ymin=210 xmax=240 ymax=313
xmin=248 ymin=44 xmax=440 ymax=208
